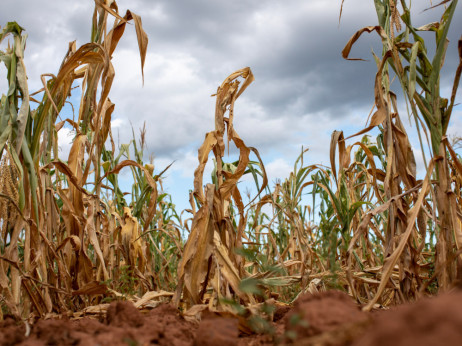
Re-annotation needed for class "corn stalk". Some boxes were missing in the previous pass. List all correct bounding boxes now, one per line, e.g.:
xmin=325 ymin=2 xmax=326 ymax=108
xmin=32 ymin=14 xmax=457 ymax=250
xmin=340 ymin=0 xmax=462 ymax=308
xmin=173 ymin=67 xmax=268 ymax=310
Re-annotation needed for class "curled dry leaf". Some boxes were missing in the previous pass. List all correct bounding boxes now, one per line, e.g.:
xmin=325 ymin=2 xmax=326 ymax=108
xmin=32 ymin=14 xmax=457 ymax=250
xmin=174 ymin=67 xmax=266 ymax=309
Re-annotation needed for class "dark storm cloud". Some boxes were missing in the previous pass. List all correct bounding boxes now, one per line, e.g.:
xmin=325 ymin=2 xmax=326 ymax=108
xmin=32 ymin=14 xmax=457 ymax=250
xmin=131 ymin=0 xmax=462 ymax=122
xmin=1 ymin=0 xmax=461 ymax=161
xmin=136 ymin=0 xmax=383 ymax=118
xmin=131 ymin=0 xmax=264 ymax=50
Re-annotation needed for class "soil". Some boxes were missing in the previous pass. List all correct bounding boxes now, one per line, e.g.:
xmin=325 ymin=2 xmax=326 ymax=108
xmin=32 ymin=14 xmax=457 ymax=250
xmin=353 ymin=290 xmax=462 ymax=346
xmin=1 ymin=290 xmax=462 ymax=345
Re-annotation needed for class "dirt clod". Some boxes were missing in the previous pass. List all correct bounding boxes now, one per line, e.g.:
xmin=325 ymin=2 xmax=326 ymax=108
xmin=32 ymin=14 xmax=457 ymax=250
xmin=284 ymin=290 xmax=368 ymax=340
xmin=3 ymin=290 xmax=462 ymax=345
xmin=354 ymin=290 xmax=462 ymax=346
xmin=273 ymin=304 xmax=291 ymax=322
xmin=194 ymin=317 xmax=239 ymax=346
xmin=106 ymin=300 xmax=144 ymax=328
xmin=0 ymin=318 xmax=25 ymax=346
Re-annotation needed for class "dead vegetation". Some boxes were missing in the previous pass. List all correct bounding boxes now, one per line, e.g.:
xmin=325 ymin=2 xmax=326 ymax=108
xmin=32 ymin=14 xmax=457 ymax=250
xmin=0 ymin=0 xmax=461 ymax=337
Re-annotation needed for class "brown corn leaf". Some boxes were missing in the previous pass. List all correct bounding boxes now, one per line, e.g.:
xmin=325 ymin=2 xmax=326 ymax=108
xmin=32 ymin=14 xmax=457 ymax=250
xmin=330 ymin=130 xmax=346 ymax=183
xmin=339 ymin=0 xmax=346 ymax=24
xmin=85 ymin=200 xmax=109 ymax=280
xmin=342 ymin=26 xmax=388 ymax=61
xmin=72 ymin=281 xmax=108 ymax=296
xmin=345 ymin=50 xmax=393 ymax=141
xmin=213 ymin=231 xmax=255 ymax=305
xmin=364 ymin=158 xmax=437 ymax=311
xmin=97 ymin=159 xmax=165 ymax=191
xmin=126 ymin=11 xmax=148 ymax=84
xmin=182 ymin=304 xmax=209 ymax=324
xmin=423 ymin=0 xmax=453 ymax=11
xmin=95 ymin=0 xmax=126 ymax=21
xmin=174 ymin=184 xmax=216 ymax=306
xmin=76 ymin=249 xmax=94 ymax=290
xmin=121 ymin=207 xmax=145 ymax=270
xmin=219 ymin=133 xmax=250 ymax=201
xmin=351 ymin=141 xmax=383 ymax=203
xmin=42 ymin=161 xmax=91 ymax=197
xmin=193 ymin=132 xmax=218 ymax=204
xmin=134 ymin=290 xmax=174 ymax=308
xmin=100 ymin=99 xmax=115 ymax=146
xmin=142 ymin=181 xmax=159 ymax=233
xmin=14 ymin=41 xmax=30 ymax=154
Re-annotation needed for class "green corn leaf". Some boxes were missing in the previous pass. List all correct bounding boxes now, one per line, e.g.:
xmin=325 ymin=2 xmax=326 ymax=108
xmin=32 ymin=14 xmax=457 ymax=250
xmin=429 ymin=0 xmax=457 ymax=94
xmin=0 ymin=22 xmax=24 ymax=43
xmin=21 ymin=138 xmax=39 ymax=224
xmin=409 ymin=41 xmax=421 ymax=100
xmin=0 ymin=122 xmax=12 ymax=153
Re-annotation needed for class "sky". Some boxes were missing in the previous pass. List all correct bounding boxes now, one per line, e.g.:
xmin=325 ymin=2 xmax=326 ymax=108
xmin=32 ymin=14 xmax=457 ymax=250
xmin=1 ymin=0 xmax=461 ymax=212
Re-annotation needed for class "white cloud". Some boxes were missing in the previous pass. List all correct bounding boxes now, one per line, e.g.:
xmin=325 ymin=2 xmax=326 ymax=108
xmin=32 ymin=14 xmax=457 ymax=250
xmin=111 ymin=118 xmax=123 ymax=129
xmin=265 ymin=158 xmax=293 ymax=182
xmin=447 ymin=109 xmax=462 ymax=139
xmin=108 ymin=49 xmax=216 ymax=156
xmin=57 ymin=126 xmax=75 ymax=160
xmin=1 ymin=0 xmax=461 ymax=211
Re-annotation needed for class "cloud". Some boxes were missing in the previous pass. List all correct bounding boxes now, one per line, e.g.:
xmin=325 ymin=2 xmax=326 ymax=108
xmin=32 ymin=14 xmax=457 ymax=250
xmin=447 ymin=109 xmax=462 ymax=143
xmin=1 ymin=0 xmax=461 ymax=210
xmin=57 ymin=126 xmax=75 ymax=160
xmin=265 ymin=158 xmax=293 ymax=182
xmin=108 ymin=49 xmax=215 ymax=156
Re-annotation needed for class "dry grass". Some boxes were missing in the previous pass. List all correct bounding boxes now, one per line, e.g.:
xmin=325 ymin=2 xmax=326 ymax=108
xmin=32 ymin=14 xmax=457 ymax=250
xmin=0 ymin=0 xmax=461 ymax=326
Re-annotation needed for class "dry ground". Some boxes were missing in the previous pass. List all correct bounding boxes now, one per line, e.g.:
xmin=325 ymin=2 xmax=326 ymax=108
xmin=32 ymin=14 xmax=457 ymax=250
xmin=1 ymin=289 xmax=462 ymax=345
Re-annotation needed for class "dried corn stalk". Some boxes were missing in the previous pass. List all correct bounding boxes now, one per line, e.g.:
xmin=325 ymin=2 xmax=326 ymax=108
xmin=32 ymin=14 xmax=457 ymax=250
xmin=173 ymin=67 xmax=267 ymax=310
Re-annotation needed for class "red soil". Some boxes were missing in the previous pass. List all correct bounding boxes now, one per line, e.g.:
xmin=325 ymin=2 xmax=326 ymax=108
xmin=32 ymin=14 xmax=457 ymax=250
xmin=194 ymin=315 xmax=239 ymax=346
xmin=1 ymin=290 xmax=461 ymax=345
xmin=286 ymin=291 xmax=367 ymax=335
xmin=354 ymin=290 xmax=462 ymax=346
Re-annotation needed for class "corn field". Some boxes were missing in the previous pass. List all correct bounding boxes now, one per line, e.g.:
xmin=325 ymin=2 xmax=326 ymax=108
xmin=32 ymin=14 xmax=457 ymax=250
xmin=0 ymin=0 xmax=461 ymax=325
